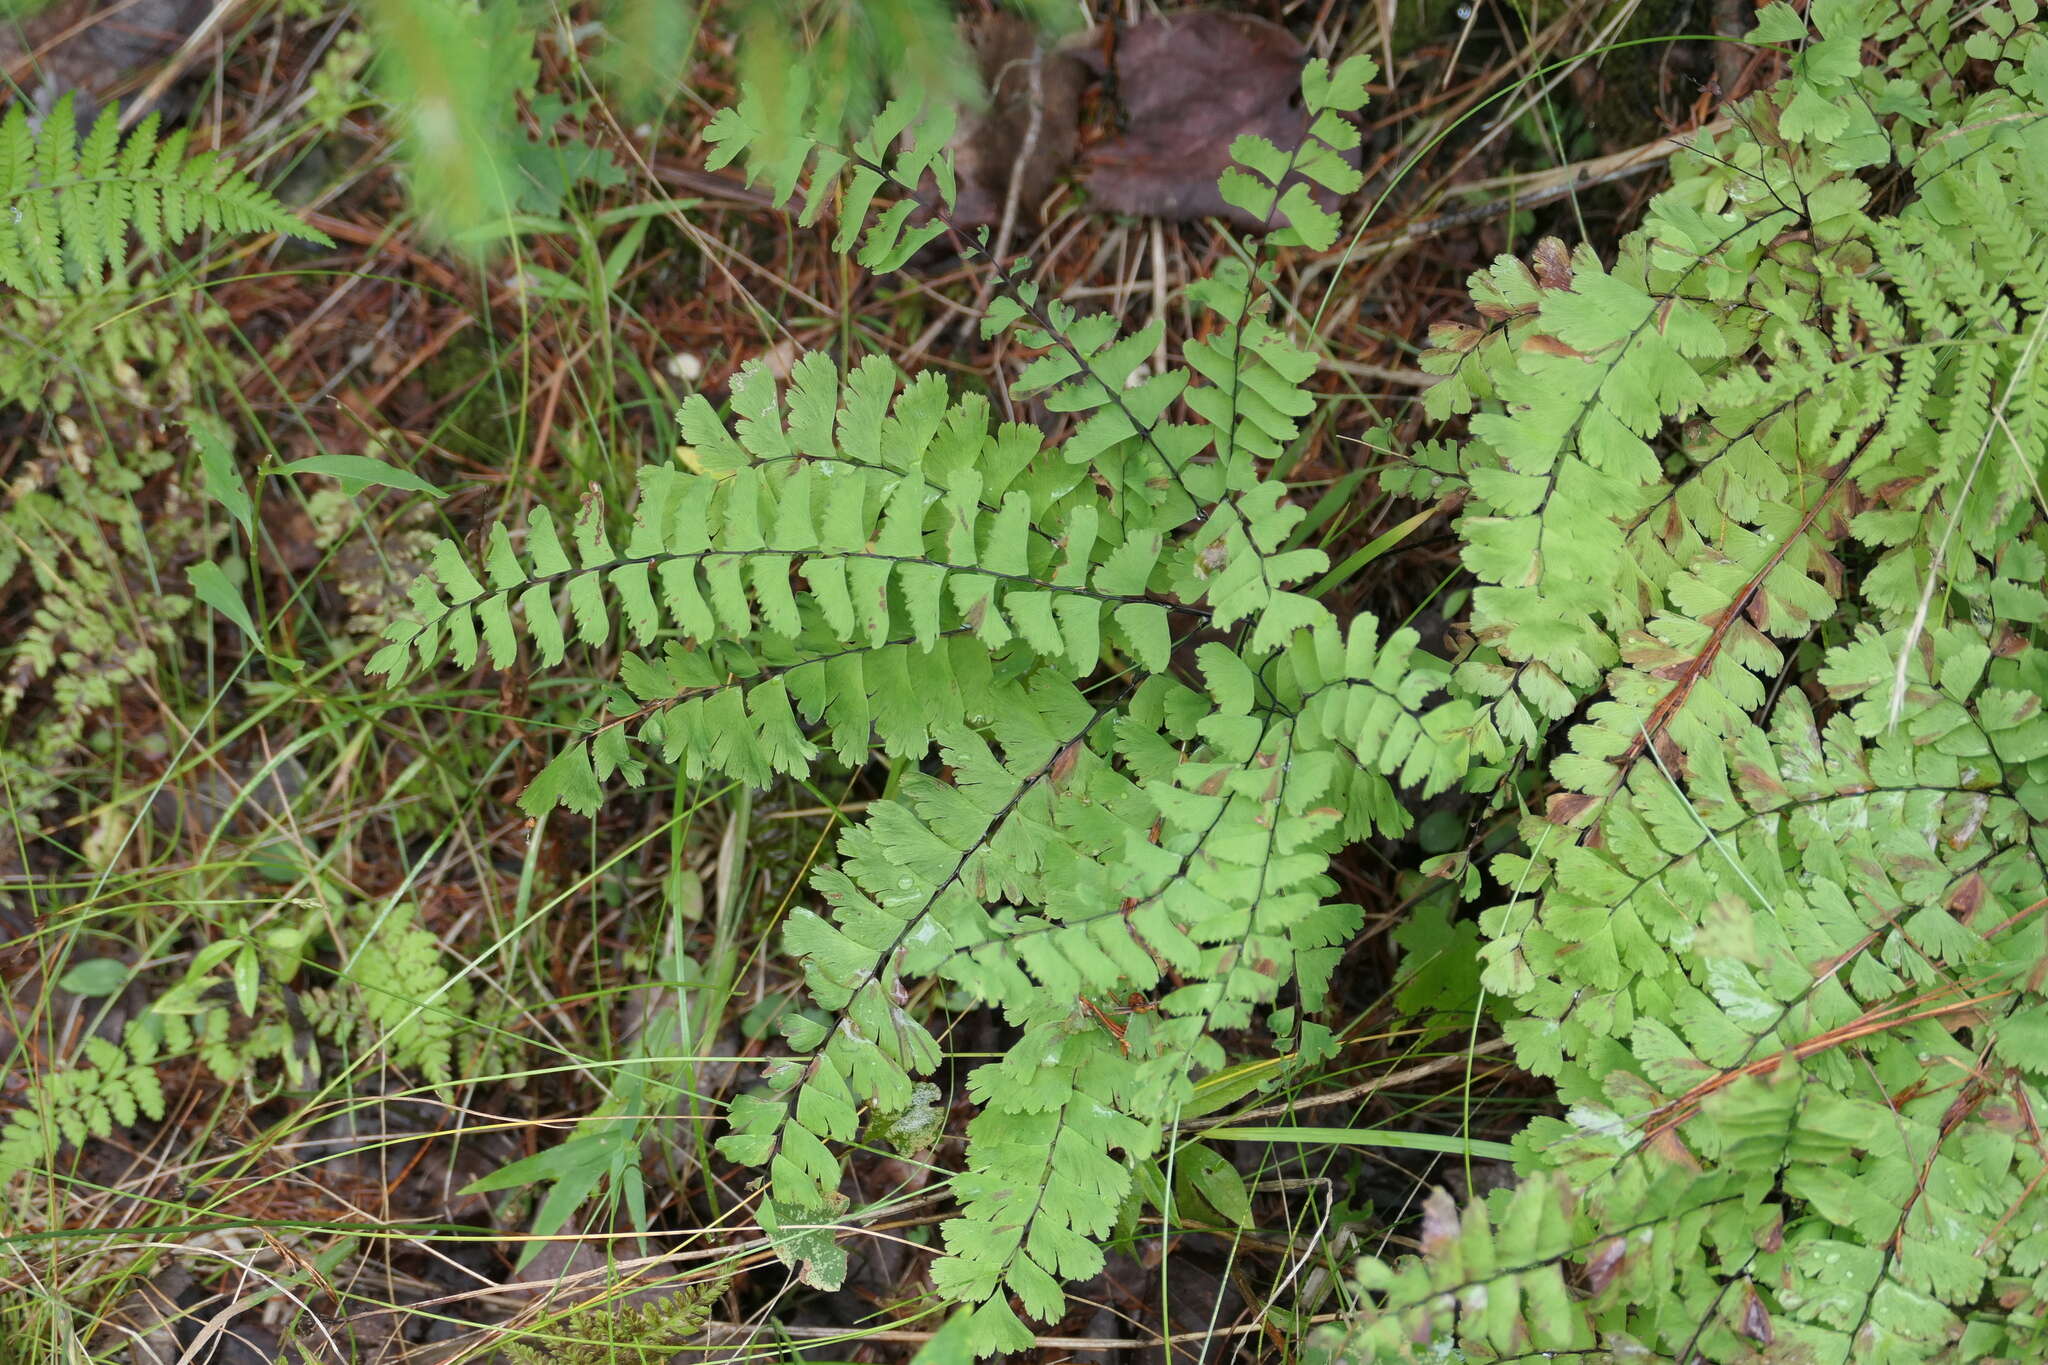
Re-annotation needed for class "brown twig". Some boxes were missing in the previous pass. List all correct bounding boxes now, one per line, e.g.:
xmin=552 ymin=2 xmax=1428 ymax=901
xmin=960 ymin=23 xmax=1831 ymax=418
xmin=1199 ymin=1036 xmax=1516 ymax=1129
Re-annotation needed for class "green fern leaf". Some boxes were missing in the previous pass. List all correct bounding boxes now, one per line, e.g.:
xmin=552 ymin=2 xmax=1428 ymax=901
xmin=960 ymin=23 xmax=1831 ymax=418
xmin=0 ymin=95 xmax=332 ymax=297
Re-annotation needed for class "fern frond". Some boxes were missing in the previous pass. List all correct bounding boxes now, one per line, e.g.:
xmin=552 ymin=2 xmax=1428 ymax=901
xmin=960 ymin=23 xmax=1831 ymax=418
xmin=716 ymin=679 xmax=1109 ymax=1206
xmin=929 ymin=1031 xmax=1153 ymax=1353
xmin=704 ymin=90 xmax=956 ymax=270
xmin=374 ymin=360 xmax=1190 ymax=813
xmin=702 ymin=48 xmax=1353 ymax=657
xmin=304 ymin=903 xmax=476 ymax=1085
xmin=1217 ymin=54 xmax=1372 ymax=251
xmin=0 ymin=95 xmax=332 ymax=296
xmin=719 ymin=636 xmax=1399 ymax=1324
xmin=1285 ymin=615 xmax=1476 ymax=819
xmin=1342 ymin=8 xmax=2048 ymax=1351
xmin=503 ymin=1275 xmax=728 ymax=1365
xmin=0 ymin=1014 xmax=174 ymax=1184
xmin=372 ymin=50 xmax=1442 ymax=1341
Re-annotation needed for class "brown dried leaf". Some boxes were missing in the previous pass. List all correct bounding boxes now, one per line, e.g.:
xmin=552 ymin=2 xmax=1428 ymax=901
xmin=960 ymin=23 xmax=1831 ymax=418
xmin=1523 ymin=333 xmax=1589 ymax=359
xmin=1419 ymin=1187 xmax=1461 ymax=1254
xmin=1736 ymin=761 xmax=1787 ymax=800
xmin=1739 ymin=1287 xmax=1774 ymax=1344
xmin=1584 ymin=1236 xmax=1628 ymax=1294
xmin=1531 ymin=237 xmax=1574 ymax=289
xmin=947 ymin=15 xmax=1087 ymax=230
xmin=0 ymin=0 xmax=213 ymax=125
xmin=1947 ymin=871 xmax=1987 ymax=922
xmin=1647 ymin=1123 xmax=1703 ymax=1172
xmin=1049 ymin=737 xmax=1084 ymax=788
xmin=1429 ymin=320 xmax=1485 ymax=351
xmin=1078 ymin=11 xmax=1352 ymax=230
xmin=1545 ymin=790 xmax=1600 ymax=827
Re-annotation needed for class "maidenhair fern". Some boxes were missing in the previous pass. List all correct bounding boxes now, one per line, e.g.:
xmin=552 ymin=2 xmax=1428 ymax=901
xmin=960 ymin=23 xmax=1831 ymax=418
xmin=375 ymin=54 xmax=1413 ymax=1351
xmin=1331 ymin=0 xmax=2048 ymax=1358
xmin=375 ymin=0 xmax=2048 ymax=1353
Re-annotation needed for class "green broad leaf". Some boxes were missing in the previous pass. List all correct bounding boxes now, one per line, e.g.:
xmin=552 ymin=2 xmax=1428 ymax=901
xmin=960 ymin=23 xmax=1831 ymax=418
xmin=459 ymin=1135 xmax=612 ymax=1195
xmin=1129 ymin=1158 xmax=1170 ymax=1215
xmin=187 ymin=415 xmax=253 ymax=540
xmin=758 ymin=1198 xmax=849 ymax=1291
xmin=1201 ymin=1126 xmax=1519 ymax=1161
xmin=267 ymin=454 xmax=445 ymax=498
xmin=1391 ymin=895 xmax=1487 ymax=1033
xmin=478 ymin=525 xmax=524 ymax=591
xmin=187 ymin=561 xmax=260 ymax=643
xmin=1197 ymin=642 xmax=1257 ymax=714
xmin=520 ymin=582 xmax=567 ymax=666
xmin=906 ymin=1310 xmax=976 ymax=1365
xmin=1174 ymin=1142 xmax=1253 ymax=1227
xmin=430 ymin=541 xmax=486 ymax=603
xmin=520 ymin=744 xmax=602 ymax=817
xmin=1113 ymin=601 xmax=1172 ymax=671
xmin=462 ymin=1122 xmax=629 ymax=1270
xmin=1303 ymin=53 xmax=1375 ymax=112
xmin=866 ymin=1082 xmax=946 ymax=1156
xmin=1273 ymin=181 xmax=1337 ymax=251
xmin=1749 ymin=1 xmax=1808 ymax=39
xmin=58 ymin=958 xmax=130 ymax=997
xmin=780 ymin=1010 xmax=828 ymax=1050
xmin=1779 ymin=83 xmax=1853 ymax=141
xmin=232 ymin=945 xmax=260 ymax=1017
xmin=476 ymin=595 xmax=517 ymax=666
xmin=1228 ymin=133 xmax=1293 ymax=186
xmin=189 ymin=938 xmax=243 ymax=975
xmin=966 ymin=1296 xmax=1034 ymax=1355
xmin=1250 ymin=587 xmax=1333 ymax=654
